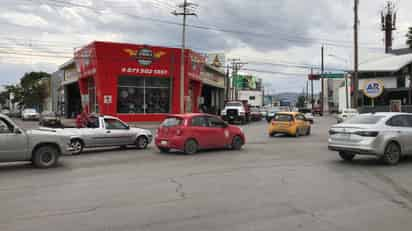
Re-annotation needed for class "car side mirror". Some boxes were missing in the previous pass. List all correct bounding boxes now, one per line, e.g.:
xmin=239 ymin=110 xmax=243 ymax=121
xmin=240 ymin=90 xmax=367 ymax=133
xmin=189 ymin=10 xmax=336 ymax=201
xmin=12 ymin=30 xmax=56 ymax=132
xmin=14 ymin=128 xmax=22 ymax=134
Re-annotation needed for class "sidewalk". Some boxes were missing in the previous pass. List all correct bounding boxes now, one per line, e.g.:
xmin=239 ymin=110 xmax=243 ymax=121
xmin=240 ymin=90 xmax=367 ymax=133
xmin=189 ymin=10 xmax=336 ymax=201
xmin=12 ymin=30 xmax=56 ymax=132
xmin=61 ymin=119 xmax=161 ymax=130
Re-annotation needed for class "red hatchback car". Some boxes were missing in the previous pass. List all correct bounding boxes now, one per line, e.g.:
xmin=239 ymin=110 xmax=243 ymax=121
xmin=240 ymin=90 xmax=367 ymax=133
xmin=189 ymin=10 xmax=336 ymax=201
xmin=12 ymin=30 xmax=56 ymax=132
xmin=155 ymin=113 xmax=246 ymax=154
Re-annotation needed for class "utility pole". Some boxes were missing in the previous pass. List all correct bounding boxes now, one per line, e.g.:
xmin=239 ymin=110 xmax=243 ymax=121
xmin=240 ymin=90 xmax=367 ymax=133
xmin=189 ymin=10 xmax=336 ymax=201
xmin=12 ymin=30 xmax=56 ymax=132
xmin=321 ymin=45 xmax=325 ymax=115
xmin=228 ymin=59 xmax=247 ymax=100
xmin=311 ymin=68 xmax=314 ymax=110
xmin=353 ymin=0 xmax=359 ymax=109
xmin=173 ymin=0 xmax=197 ymax=113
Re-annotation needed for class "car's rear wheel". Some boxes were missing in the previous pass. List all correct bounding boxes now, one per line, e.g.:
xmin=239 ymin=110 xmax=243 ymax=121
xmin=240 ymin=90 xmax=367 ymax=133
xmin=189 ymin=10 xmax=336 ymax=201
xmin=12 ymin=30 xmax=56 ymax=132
xmin=159 ymin=147 xmax=170 ymax=153
xmin=382 ymin=142 xmax=401 ymax=165
xmin=231 ymin=136 xmax=243 ymax=150
xmin=269 ymin=132 xmax=276 ymax=137
xmin=338 ymin=151 xmax=355 ymax=161
xmin=32 ymin=145 xmax=59 ymax=168
xmin=70 ymin=139 xmax=83 ymax=155
xmin=306 ymin=127 xmax=311 ymax=136
xmin=136 ymin=136 xmax=148 ymax=149
xmin=294 ymin=128 xmax=300 ymax=137
xmin=184 ymin=139 xmax=198 ymax=154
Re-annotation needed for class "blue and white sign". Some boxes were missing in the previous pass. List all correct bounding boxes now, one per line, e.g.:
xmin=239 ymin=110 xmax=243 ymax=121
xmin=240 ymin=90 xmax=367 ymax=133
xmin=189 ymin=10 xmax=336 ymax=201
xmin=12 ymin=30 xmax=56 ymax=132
xmin=363 ymin=80 xmax=384 ymax=98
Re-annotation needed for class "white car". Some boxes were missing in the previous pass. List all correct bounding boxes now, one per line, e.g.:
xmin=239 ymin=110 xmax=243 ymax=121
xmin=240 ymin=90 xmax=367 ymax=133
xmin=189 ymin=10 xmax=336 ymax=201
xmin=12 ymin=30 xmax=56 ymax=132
xmin=56 ymin=115 xmax=153 ymax=155
xmin=304 ymin=113 xmax=314 ymax=124
xmin=21 ymin=108 xmax=40 ymax=120
xmin=337 ymin=109 xmax=359 ymax=123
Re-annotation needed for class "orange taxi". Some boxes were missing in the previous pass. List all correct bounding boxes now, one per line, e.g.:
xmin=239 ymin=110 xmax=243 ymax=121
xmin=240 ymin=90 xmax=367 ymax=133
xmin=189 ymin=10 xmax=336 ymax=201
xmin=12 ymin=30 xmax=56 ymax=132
xmin=268 ymin=112 xmax=311 ymax=137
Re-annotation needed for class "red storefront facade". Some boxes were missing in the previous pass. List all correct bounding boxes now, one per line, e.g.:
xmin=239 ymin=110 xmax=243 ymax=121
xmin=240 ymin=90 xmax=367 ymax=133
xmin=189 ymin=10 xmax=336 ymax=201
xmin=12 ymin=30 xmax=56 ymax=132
xmin=74 ymin=41 xmax=205 ymax=122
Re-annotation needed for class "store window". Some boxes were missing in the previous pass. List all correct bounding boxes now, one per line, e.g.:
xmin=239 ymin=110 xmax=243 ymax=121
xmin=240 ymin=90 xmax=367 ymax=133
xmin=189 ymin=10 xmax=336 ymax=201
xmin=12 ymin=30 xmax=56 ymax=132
xmin=118 ymin=76 xmax=170 ymax=114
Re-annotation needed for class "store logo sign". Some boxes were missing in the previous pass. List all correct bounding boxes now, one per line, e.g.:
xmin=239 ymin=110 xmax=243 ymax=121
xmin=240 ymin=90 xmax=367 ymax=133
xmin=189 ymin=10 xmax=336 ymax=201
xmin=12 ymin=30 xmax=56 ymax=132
xmin=363 ymin=80 xmax=384 ymax=98
xmin=124 ymin=48 xmax=166 ymax=66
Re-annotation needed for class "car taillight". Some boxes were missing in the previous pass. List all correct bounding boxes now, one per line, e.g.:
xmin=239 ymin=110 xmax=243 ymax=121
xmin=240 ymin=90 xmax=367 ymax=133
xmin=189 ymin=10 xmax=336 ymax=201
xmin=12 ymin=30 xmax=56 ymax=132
xmin=176 ymin=129 xmax=183 ymax=136
xmin=354 ymin=131 xmax=379 ymax=137
xmin=271 ymin=121 xmax=276 ymax=126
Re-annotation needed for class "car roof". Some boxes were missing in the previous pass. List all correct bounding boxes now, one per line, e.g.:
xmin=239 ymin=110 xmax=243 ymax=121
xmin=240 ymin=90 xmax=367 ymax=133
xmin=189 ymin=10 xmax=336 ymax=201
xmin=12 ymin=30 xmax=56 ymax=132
xmin=362 ymin=112 xmax=411 ymax=117
xmin=275 ymin=111 xmax=300 ymax=115
xmin=167 ymin=113 xmax=218 ymax=119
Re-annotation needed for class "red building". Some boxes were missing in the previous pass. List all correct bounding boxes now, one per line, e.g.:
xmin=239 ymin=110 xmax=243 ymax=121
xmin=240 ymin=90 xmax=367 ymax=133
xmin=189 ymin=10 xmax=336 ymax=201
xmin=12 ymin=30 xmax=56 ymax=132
xmin=74 ymin=41 xmax=205 ymax=122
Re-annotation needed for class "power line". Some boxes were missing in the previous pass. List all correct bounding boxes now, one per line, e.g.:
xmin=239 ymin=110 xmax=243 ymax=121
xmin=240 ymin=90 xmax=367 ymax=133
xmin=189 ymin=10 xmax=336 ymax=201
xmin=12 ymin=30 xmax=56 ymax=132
xmin=23 ymin=0 xmax=383 ymax=49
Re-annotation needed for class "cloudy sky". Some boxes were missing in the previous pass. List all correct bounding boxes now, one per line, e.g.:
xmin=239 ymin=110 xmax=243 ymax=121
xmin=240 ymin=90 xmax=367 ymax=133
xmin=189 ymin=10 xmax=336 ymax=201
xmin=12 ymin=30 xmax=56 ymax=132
xmin=0 ymin=0 xmax=411 ymax=93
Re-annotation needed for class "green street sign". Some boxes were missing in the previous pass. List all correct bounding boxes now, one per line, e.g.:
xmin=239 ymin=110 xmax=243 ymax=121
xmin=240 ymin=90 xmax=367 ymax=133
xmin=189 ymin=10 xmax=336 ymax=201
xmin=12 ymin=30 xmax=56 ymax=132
xmin=321 ymin=73 xmax=345 ymax=79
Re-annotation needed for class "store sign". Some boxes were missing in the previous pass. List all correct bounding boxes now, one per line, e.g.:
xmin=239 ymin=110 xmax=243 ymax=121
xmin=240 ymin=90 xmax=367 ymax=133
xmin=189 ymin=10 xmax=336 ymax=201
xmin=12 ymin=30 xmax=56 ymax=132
xmin=64 ymin=68 xmax=80 ymax=83
xmin=120 ymin=67 xmax=169 ymax=76
xmin=123 ymin=48 xmax=166 ymax=66
xmin=104 ymin=95 xmax=112 ymax=104
xmin=200 ymin=71 xmax=225 ymax=88
xmin=363 ymin=80 xmax=384 ymax=98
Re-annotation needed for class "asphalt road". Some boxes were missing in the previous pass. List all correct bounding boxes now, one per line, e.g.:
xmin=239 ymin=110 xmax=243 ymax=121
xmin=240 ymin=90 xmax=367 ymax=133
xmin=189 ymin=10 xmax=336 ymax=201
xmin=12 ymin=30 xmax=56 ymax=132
xmin=2 ymin=117 xmax=412 ymax=231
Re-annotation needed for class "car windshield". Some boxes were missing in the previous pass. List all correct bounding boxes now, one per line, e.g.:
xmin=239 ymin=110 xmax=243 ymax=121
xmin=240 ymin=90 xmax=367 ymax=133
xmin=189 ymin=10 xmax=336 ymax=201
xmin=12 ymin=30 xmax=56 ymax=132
xmin=344 ymin=115 xmax=385 ymax=124
xmin=162 ymin=117 xmax=183 ymax=127
xmin=42 ymin=112 xmax=56 ymax=116
xmin=273 ymin=114 xmax=293 ymax=121
xmin=24 ymin=109 xmax=36 ymax=113
xmin=226 ymin=102 xmax=242 ymax=107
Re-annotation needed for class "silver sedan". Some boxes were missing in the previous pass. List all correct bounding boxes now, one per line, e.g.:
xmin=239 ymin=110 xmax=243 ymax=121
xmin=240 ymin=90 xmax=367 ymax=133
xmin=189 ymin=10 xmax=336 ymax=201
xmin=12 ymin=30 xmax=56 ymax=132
xmin=328 ymin=112 xmax=412 ymax=165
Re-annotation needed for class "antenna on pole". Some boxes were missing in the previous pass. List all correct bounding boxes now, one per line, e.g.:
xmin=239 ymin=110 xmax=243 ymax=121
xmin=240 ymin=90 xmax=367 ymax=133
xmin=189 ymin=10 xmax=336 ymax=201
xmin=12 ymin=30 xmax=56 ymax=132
xmin=381 ymin=1 xmax=397 ymax=53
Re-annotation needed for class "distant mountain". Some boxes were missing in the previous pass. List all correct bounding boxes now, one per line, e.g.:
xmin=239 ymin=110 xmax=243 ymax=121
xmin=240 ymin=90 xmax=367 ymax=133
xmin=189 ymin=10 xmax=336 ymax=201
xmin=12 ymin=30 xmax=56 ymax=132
xmin=272 ymin=92 xmax=301 ymax=103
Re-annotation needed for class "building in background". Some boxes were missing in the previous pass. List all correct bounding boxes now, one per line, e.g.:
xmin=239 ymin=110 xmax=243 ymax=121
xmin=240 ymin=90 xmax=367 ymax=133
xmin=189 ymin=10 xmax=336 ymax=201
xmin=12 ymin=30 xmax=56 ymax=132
xmin=231 ymin=74 xmax=264 ymax=106
xmin=73 ymin=41 xmax=205 ymax=122
xmin=51 ymin=59 xmax=81 ymax=118
xmin=200 ymin=64 xmax=225 ymax=114
xmin=356 ymin=53 xmax=412 ymax=112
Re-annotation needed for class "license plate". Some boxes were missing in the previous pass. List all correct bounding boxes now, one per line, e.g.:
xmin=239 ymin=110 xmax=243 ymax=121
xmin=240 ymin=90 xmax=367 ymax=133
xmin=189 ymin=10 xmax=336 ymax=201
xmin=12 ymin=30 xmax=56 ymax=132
xmin=161 ymin=140 xmax=168 ymax=145
xmin=336 ymin=133 xmax=350 ymax=140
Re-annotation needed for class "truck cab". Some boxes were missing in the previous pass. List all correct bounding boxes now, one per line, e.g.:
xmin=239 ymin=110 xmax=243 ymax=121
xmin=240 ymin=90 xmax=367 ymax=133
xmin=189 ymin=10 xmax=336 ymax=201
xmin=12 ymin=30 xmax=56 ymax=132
xmin=221 ymin=100 xmax=250 ymax=124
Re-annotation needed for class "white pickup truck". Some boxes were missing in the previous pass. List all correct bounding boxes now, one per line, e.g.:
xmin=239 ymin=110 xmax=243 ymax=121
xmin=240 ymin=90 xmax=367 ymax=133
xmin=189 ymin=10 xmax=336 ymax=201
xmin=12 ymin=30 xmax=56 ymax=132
xmin=0 ymin=114 xmax=73 ymax=168
xmin=55 ymin=115 xmax=153 ymax=155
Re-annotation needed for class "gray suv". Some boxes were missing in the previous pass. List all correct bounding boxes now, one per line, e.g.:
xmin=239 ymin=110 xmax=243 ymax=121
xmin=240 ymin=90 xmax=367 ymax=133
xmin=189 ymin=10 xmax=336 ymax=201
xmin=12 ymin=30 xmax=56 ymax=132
xmin=329 ymin=112 xmax=412 ymax=165
xmin=0 ymin=114 xmax=73 ymax=168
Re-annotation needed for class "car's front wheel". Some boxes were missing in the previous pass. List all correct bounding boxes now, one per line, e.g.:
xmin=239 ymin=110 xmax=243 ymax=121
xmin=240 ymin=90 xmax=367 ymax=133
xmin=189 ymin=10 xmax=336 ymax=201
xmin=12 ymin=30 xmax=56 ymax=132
xmin=382 ymin=142 xmax=401 ymax=165
xmin=231 ymin=135 xmax=243 ymax=150
xmin=32 ymin=145 xmax=59 ymax=168
xmin=338 ymin=151 xmax=355 ymax=161
xmin=136 ymin=136 xmax=149 ymax=149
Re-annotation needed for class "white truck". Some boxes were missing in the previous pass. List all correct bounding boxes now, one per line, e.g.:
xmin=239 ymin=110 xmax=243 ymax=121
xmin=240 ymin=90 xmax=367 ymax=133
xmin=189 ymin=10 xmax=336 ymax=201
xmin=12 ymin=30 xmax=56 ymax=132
xmin=0 ymin=114 xmax=73 ymax=168
xmin=237 ymin=90 xmax=263 ymax=107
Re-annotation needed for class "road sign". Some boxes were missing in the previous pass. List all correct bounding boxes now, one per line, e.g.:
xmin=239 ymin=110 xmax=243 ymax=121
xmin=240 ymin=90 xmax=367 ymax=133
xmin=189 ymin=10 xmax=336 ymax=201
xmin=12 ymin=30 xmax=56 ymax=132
xmin=363 ymin=80 xmax=384 ymax=98
xmin=104 ymin=95 xmax=112 ymax=104
xmin=321 ymin=73 xmax=345 ymax=79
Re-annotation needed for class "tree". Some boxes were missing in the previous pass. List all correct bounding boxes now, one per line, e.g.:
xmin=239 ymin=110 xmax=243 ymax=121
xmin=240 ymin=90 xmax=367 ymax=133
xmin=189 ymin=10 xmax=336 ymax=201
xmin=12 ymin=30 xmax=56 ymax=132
xmin=296 ymin=95 xmax=306 ymax=108
xmin=19 ymin=72 xmax=51 ymax=109
xmin=0 ymin=91 xmax=9 ymax=107
xmin=406 ymin=27 xmax=412 ymax=49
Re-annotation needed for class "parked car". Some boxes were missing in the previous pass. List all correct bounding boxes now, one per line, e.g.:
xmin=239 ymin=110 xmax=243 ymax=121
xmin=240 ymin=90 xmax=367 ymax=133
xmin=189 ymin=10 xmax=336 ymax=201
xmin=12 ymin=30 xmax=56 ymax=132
xmin=0 ymin=114 xmax=73 ymax=168
xmin=250 ymin=107 xmax=262 ymax=121
xmin=260 ymin=107 xmax=268 ymax=117
xmin=1 ymin=108 xmax=10 ymax=116
xmin=39 ymin=111 xmax=61 ymax=127
xmin=336 ymin=108 xmax=359 ymax=123
xmin=57 ymin=115 xmax=152 ymax=155
xmin=221 ymin=100 xmax=251 ymax=124
xmin=155 ymin=113 xmax=246 ymax=154
xmin=304 ymin=113 xmax=315 ymax=124
xmin=21 ymin=108 xmax=40 ymax=120
xmin=312 ymin=105 xmax=323 ymax=116
xmin=328 ymin=112 xmax=412 ymax=165
xmin=268 ymin=112 xmax=311 ymax=137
